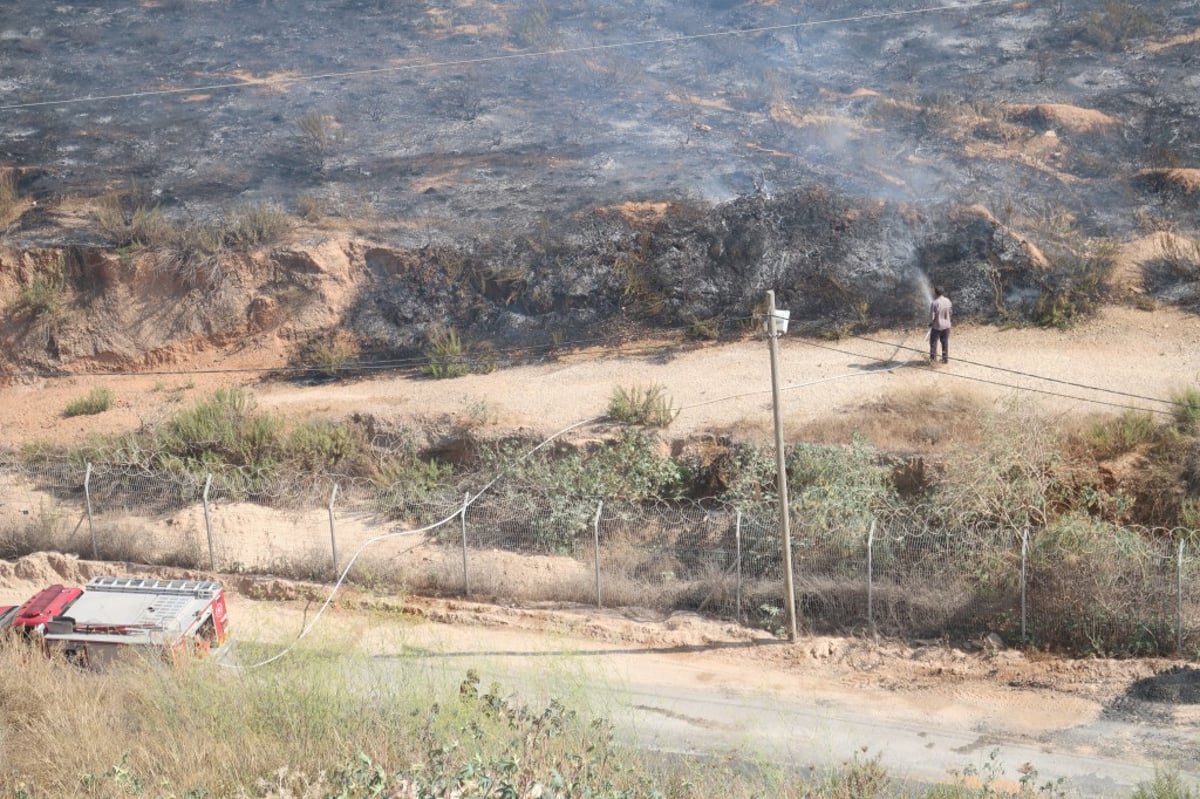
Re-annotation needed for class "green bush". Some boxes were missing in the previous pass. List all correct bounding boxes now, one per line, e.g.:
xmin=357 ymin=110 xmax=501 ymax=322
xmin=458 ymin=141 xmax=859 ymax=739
xmin=1171 ymin=388 xmax=1200 ymax=433
xmin=422 ymin=325 xmax=470 ymax=379
xmin=608 ymin=383 xmax=678 ymax=427
xmin=486 ymin=429 xmax=684 ymax=505
xmin=1085 ymin=410 xmax=1160 ymax=458
xmin=1133 ymin=771 xmax=1198 ymax=799
xmin=285 ymin=418 xmax=367 ymax=472
xmin=480 ymin=430 xmax=685 ymax=551
xmin=154 ymin=388 xmax=284 ymax=471
xmin=14 ymin=272 xmax=66 ymax=317
xmin=95 ymin=195 xmax=293 ymax=287
xmin=63 ymin=387 xmax=113 ymax=418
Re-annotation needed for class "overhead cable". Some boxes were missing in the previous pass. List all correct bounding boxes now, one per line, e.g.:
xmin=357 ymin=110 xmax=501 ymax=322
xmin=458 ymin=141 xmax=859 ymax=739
xmin=0 ymin=0 xmax=1011 ymax=112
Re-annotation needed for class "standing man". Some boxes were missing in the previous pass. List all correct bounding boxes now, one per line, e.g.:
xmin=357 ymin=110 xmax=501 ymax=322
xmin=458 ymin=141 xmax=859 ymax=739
xmin=929 ymin=286 xmax=952 ymax=364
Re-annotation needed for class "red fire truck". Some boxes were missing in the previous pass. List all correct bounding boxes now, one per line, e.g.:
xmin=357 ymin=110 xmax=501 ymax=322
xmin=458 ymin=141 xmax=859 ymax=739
xmin=0 ymin=576 xmax=231 ymax=669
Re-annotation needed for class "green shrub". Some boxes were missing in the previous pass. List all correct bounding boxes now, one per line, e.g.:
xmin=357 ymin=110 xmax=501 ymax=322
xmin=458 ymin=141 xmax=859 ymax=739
xmin=95 ymin=195 xmax=292 ymax=287
xmin=155 ymin=388 xmax=283 ymax=470
xmin=486 ymin=429 xmax=684 ymax=505
xmin=1085 ymin=410 xmax=1160 ymax=458
xmin=479 ymin=430 xmax=685 ymax=551
xmin=63 ymin=387 xmax=113 ymax=417
xmin=608 ymin=383 xmax=678 ymax=427
xmin=422 ymin=325 xmax=470 ymax=379
xmin=686 ymin=315 xmax=721 ymax=341
xmin=13 ymin=267 xmax=67 ymax=318
xmin=1133 ymin=771 xmax=1198 ymax=799
xmin=1171 ymin=388 xmax=1200 ymax=432
xmin=788 ymin=439 xmax=898 ymax=534
xmin=284 ymin=418 xmax=367 ymax=472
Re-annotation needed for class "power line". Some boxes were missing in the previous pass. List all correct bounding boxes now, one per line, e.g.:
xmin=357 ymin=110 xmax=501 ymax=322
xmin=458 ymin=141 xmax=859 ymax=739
xmin=0 ymin=0 xmax=1011 ymax=113
xmin=850 ymin=332 xmax=1180 ymax=409
xmin=228 ymin=414 xmax=602 ymax=671
xmin=2 ymin=317 xmax=1184 ymax=420
xmin=798 ymin=332 xmax=1180 ymax=417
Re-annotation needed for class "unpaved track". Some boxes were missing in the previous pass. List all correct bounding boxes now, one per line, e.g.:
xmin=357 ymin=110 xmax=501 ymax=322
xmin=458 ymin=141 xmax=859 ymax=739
xmin=0 ymin=557 xmax=1197 ymax=794
xmin=4 ymin=305 xmax=1200 ymax=448
xmin=225 ymin=593 xmax=1200 ymax=796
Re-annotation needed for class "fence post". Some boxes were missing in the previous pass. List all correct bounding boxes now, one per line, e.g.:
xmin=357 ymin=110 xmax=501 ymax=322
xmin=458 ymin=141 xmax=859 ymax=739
xmin=84 ymin=463 xmax=97 ymax=559
xmin=867 ymin=519 xmax=875 ymax=636
xmin=462 ymin=492 xmax=470 ymax=596
xmin=735 ymin=510 xmax=743 ymax=623
xmin=593 ymin=500 xmax=604 ymax=608
xmin=328 ymin=482 xmax=340 ymax=574
xmin=1179 ymin=538 xmax=1186 ymax=655
xmin=1021 ymin=528 xmax=1029 ymax=644
xmin=202 ymin=474 xmax=215 ymax=570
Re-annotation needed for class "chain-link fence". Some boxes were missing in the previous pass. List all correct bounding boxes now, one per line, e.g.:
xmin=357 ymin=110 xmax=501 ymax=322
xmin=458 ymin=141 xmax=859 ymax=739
xmin=2 ymin=460 xmax=1197 ymax=654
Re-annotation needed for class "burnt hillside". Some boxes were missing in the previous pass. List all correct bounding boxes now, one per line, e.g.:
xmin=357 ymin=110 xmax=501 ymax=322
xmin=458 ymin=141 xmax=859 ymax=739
xmin=1 ymin=0 xmax=1199 ymax=373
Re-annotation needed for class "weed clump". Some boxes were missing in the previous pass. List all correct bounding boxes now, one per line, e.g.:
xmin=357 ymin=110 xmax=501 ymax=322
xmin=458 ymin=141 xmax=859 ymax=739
xmin=11 ymin=265 xmax=67 ymax=318
xmin=608 ymin=383 xmax=678 ymax=427
xmin=422 ymin=326 xmax=496 ymax=379
xmin=0 ymin=168 xmax=18 ymax=218
xmin=63 ymin=387 xmax=113 ymax=418
xmin=1080 ymin=0 xmax=1155 ymax=51
xmin=93 ymin=194 xmax=293 ymax=288
xmin=1171 ymin=388 xmax=1200 ymax=433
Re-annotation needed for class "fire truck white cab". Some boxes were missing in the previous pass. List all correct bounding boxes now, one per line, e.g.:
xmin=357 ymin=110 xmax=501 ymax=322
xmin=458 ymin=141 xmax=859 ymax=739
xmin=0 ymin=576 xmax=231 ymax=669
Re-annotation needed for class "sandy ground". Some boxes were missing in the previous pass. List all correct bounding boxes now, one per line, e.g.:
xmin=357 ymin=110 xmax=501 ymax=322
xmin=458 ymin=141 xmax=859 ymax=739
xmin=2 ymin=307 xmax=1200 ymax=790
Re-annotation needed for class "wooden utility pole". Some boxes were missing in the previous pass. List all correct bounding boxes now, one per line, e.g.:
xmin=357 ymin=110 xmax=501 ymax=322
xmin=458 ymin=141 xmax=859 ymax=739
xmin=765 ymin=290 xmax=798 ymax=641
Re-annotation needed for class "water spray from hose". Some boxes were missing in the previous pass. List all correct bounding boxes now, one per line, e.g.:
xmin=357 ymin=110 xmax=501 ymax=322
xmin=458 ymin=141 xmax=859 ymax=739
xmin=912 ymin=268 xmax=934 ymax=346
xmin=913 ymin=267 xmax=934 ymax=306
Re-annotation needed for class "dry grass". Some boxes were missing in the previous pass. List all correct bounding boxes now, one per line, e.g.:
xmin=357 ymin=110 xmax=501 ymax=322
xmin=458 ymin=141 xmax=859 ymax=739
xmin=1136 ymin=168 xmax=1200 ymax=195
xmin=1007 ymin=103 xmax=1121 ymax=134
xmin=0 ymin=635 xmax=433 ymax=796
xmin=0 ymin=168 xmax=18 ymax=220
xmin=796 ymin=385 xmax=990 ymax=451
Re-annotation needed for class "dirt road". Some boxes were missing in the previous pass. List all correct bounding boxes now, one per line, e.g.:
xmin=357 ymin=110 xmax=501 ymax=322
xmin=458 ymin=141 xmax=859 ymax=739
xmin=4 ymin=305 xmax=1200 ymax=450
xmin=225 ymin=591 xmax=1200 ymax=796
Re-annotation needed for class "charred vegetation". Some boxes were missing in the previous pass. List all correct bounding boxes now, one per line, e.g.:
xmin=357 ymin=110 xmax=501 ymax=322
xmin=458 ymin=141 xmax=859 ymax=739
xmin=0 ymin=0 xmax=1199 ymax=372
